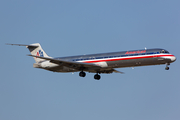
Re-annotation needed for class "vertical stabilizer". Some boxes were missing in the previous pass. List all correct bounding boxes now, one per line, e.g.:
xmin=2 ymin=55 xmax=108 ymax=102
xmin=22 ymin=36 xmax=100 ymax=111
xmin=27 ymin=43 xmax=50 ymax=63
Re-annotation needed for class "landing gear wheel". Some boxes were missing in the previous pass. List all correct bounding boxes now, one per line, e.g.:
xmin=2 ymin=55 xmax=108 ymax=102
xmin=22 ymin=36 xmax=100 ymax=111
xmin=165 ymin=67 xmax=169 ymax=70
xmin=79 ymin=71 xmax=86 ymax=77
xmin=94 ymin=74 xmax=101 ymax=80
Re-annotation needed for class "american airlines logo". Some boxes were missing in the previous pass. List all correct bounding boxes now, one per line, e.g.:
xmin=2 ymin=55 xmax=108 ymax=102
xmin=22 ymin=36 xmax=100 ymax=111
xmin=125 ymin=50 xmax=146 ymax=54
xmin=36 ymin=50 xmax=44 ymax=57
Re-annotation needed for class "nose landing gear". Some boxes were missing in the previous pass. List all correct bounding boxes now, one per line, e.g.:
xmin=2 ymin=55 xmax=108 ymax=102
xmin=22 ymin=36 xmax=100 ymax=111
xmin=165 ymin=63 xmax=170 ymax=70
xmin=165 ymin=67 xmax=169 ymax=70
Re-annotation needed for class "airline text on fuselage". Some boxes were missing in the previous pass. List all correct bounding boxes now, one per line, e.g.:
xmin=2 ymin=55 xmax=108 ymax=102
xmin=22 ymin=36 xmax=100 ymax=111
xmin=125 ymin=50 xmax=146 ymax=55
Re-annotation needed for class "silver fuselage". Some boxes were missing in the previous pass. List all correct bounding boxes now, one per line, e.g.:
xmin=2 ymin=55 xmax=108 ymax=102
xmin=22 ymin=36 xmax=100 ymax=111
xmin=36 ymin=48 xmax=176 ymax=73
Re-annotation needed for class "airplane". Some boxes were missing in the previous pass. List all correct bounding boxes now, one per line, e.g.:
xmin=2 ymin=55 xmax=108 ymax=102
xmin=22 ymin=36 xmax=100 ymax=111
xmin=7 ymin=43 xmax=176 ymax=80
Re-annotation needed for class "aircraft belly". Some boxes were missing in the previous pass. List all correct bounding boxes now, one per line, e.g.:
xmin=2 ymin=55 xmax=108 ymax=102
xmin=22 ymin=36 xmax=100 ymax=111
xmin=45 ymin=66 xmax=78 ymax=73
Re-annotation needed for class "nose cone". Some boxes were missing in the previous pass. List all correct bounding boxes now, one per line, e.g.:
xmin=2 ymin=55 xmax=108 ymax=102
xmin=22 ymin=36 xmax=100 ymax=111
xmin=171 ymin=55 xmax=176 ymax=62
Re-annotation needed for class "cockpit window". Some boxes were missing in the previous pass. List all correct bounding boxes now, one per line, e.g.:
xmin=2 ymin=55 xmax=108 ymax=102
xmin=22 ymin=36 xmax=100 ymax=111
xmin=160 ymin=50 xmax=169 ymax=53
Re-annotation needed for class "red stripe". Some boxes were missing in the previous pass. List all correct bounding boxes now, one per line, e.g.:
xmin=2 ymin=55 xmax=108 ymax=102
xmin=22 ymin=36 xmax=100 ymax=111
xmin=83 ymin=54 xmax=174 ymax=63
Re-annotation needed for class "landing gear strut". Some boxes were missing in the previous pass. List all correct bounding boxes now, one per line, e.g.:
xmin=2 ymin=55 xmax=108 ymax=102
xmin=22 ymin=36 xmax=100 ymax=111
xmin=79 ymin=71 xmax=86 ymax=77
xmin=165 ymin=63 xmax=170 ymax=70
xmin=94 ymin=74 xmax=101 ymax=80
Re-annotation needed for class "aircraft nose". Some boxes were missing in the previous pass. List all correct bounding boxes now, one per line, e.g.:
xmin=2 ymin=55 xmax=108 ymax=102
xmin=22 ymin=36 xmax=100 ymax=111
xmin=171 ymin=55 xmax=176 ymax=62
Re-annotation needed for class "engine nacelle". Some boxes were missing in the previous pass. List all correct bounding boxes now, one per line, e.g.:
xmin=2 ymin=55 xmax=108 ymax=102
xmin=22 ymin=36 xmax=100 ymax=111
xmin=33 ymin=63 xmax=41 ymax=68
xmin=40 ymin=61 xmax=59 ymax=68
xmin=94 ymin=62 xmax=108 ymax=68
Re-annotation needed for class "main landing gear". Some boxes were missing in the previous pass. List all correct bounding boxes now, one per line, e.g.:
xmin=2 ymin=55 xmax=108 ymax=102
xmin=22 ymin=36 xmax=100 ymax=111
xmin=94 ymin=74 xmax=101 ymax=80
xmin=79 ymin=71 xmax=101 ymax=80
xmin=79 ymin=71 xmax=86 ymax=77
xmin=165 ymin=63 xmax=170 ymax=70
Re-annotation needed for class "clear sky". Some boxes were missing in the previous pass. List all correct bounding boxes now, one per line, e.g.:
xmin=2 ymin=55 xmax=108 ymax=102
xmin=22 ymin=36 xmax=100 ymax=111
xmin=0 ymin=0 xmax=180 ymax=120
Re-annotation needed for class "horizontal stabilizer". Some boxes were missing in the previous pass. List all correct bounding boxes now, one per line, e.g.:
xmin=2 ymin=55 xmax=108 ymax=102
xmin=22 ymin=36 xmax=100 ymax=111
xmin=6 ymin=43 xmax=38 ymax=47
xmin=7 ymin=43 xmax=50 ymax=63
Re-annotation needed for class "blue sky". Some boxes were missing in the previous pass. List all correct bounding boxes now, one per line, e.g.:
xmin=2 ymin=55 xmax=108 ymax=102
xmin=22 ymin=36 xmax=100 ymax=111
xmin=0 ymin=0 xmax=180 ymax=120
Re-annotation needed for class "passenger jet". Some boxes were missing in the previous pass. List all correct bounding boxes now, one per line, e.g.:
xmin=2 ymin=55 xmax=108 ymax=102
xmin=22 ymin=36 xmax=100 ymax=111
xmin=7 ymin=43 xmax=176 ymax=80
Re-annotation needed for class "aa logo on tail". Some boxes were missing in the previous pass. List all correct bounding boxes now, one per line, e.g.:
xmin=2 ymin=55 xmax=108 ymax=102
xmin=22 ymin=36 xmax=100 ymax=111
xmin=36 ymin=50 xmax=44 ymax=57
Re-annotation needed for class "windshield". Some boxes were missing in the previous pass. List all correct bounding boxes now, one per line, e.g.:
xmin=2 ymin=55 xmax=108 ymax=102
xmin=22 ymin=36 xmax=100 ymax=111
xmin=160 ymin=50 xmax=169 ymax=53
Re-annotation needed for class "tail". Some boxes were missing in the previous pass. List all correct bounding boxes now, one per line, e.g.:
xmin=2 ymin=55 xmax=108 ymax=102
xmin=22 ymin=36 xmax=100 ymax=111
xmin=7 ymin=43 xmax=50 ymax=63
xmin=27 ymin=43 xmax=50 ymax=63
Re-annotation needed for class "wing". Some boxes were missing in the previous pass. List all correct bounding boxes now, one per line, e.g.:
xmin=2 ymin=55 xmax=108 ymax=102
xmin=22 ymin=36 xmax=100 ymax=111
xmin=28 ymin=55 xmax=124 ymax=74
